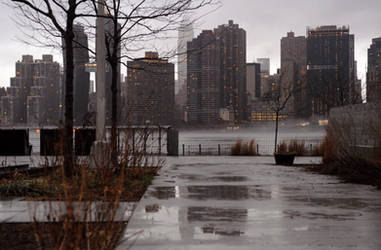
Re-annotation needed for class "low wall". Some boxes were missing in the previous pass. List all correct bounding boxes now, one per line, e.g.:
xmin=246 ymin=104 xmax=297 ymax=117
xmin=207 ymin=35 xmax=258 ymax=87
xmin=329 ymin=102 xmax=381 ymax=158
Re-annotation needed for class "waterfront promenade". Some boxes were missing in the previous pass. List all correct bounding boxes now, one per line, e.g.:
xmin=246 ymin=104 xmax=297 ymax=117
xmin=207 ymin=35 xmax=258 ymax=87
xmin=118 ymin=156 xmax=381 ymax=250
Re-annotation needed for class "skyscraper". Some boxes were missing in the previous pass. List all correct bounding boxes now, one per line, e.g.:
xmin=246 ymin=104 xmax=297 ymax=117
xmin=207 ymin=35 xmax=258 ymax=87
xmin=186 ymin=20 xmax=247 ymax=124
xmin=126 ymin=52 xmax=174 ymax=125
xmin=62 ymin=24 xmax=90 ymax=126
xmin=281 ymin=31 xmax=307 ymax=117
xmin=177 ymin=19 xmax=194 ymax=96
xmin=307 ymin=25 xmax=355 ymax=118
xmin=104 ymin=19 xmax=121 ymax=125
xmin=186 ymin=30 xmax=220 ymax=124
xmin=2 ymin=55 xmax=61 ymax=126
xmin=9 ymin=55 xmax=34 ymax=124
xmin=215 ymin=20 xmax=247 ymax=122
xmin=73 ymin=24 xmax=90 ymax=126
xmin=257 ymin=58 xmax=270 ymax=74
xmin=367 ymin=37 xmax=381 ymax=102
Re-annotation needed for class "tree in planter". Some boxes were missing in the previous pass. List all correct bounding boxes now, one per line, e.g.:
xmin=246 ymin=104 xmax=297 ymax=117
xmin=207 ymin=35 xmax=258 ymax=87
xmin=265 ymin=73 xmax=293 ymax=153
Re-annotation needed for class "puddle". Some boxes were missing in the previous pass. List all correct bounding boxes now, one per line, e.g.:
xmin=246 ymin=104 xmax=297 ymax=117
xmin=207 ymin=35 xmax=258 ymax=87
xmin=149 ymin=185 xmax=271 ymax=201
xmin=187 ymin=207 xmax=247 ymax=222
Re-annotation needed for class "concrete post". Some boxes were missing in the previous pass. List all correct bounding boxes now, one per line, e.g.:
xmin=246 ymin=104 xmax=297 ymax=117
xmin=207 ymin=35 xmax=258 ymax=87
xmin=96 ymin=0 xmax=106 ymax=141
xmin=90 ymin=0 xmax=107 ymax=168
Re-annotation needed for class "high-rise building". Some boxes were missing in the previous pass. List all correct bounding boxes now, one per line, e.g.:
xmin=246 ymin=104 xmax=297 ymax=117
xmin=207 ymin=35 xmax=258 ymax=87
xmin=177 ymin=19 xmax=194 ymax=96
xmin=62 ymin=24 xmax=90 ymax=126
xmin=281 ymin=31 xmax=307 ymax=117
xmin=186 ymin=20 xmax=247 ymax=124
xmin=2 ymin=55 xmax=60 ymax=126
xmin=126 ymin=52 xmax=174 ymax=125
xmin=186 ymin=30 xmax=220 ymax=124
xmin=257 ymin=58 xmax=270 ymax=74
xmin=246 ymin=63 xmax=261 ymax=101
xmin=73 ymin=24 xmax=90 ymax=125
xmin=366 ymin=37 xmax=381 ymax=102
xmin=307 ymin=25 xmax=355 ymax=118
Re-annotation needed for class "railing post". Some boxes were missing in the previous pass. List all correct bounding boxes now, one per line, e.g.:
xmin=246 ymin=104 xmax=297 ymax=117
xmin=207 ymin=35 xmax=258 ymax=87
xmin=256 ymin=144 xmax=259 ymax=155
xmin=218 ymin=144 xmax=221 ymax=156
xmin=182 ymin=144 xmax=185 ymax=156
xmin=310 ymin=144 xmax=313 ymax=154
xmin=199 ymin=144 xmax=202 ymax=155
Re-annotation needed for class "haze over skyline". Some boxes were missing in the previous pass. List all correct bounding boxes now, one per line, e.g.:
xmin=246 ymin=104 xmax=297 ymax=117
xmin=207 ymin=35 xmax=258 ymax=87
xmin=0 ymin=0 xmax=380 ymax=87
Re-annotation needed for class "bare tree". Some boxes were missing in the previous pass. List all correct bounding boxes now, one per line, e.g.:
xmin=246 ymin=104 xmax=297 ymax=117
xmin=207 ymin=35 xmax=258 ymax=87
xmin=89 ymin=0 xmax=215 ymax=168
xmin=265 ymin=73 xmax=292 ymax=152
xmin=9 ymin=0 xmax=98 ymax=178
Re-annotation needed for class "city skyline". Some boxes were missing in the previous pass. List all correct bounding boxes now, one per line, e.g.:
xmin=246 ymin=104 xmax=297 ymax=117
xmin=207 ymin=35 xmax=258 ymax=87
xmin=0 ymin=0 xmax=380 ymax=89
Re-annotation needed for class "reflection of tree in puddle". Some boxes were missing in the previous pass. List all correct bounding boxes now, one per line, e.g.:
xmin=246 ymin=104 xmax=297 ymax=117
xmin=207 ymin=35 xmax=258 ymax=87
xmin=187 ymin=185 xmax=271 ymax=200
xmin=149 ymin=185 xmax=271 ymax=201
xmin=187 ymin=207 xmax=248 ymax=222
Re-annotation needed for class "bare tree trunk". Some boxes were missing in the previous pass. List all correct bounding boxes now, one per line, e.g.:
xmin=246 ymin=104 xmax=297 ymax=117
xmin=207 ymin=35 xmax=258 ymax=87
xmin=63 ymin=26 xmax=75 ymax=178
xmin=274 ymin=111 xmax=279 ymax=153
xmin=110 ymin=15 xmax=120 ymax=169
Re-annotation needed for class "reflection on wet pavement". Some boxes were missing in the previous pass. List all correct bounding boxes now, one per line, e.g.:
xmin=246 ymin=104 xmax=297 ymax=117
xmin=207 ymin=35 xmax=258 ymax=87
xmin=187 ymin=207 xmax=248 ymax=222
xmin=149 ymin=185 xmax=271 ymax=201
xmin=118 ymin=157 xmax=381 ymax=250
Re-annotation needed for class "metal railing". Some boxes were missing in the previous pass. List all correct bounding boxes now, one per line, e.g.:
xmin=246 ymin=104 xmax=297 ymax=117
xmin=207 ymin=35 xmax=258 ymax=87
xmin=179 ymin=139 xmax=323 ymax=156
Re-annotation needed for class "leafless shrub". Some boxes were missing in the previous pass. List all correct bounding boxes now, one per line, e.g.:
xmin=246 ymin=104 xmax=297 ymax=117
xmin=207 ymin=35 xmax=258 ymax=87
xmin=27 ymin=128 xmax=162 ymax=249
xmin=231 ymin=140 xmax=257 ymax=156
xmin=231 ymin=140 xmax=242 ymax=156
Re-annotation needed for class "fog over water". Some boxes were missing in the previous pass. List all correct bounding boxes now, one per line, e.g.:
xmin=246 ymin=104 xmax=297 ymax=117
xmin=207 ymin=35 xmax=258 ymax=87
xmin=179 ymin=126 xmax=325 ymax=146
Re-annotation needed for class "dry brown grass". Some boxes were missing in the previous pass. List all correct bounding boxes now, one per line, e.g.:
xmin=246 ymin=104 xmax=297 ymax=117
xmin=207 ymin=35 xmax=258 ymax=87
xmin=287 ymin=140 xmax=306 ymax=156
xmin=277 ymin=141 xmax=288 ymax=153
xmin=231 ymin=140 xmax=257 ymax=156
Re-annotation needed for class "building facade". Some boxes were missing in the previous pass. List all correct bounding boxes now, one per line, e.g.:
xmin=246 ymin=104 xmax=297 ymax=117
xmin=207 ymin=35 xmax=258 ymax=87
xmin=1 ymin=55 xmax=61 ymax=126
xmin=246 ymin=63 xmax=261 ymax=101
xmin=62 ymin=24 xmax=91 ymax=126
xmin=126 ymin=52 xmax=174 ymax=125
xmin=367 ymin=37 xmax=381 ymax=102
xmin=177 ymin=19 xmax=194 ymax=96
xmin=73 ymin=24 xmax=90 ymax=126
xmin=306 ymin=26 xmax=356 ymax=119
xmin=186 ymin=30 xmax=220 ymax=124
xmin=281 ymin=31 xmax=307 ymax=117
xmin=186 ymin=20 xmax=247 ymax=124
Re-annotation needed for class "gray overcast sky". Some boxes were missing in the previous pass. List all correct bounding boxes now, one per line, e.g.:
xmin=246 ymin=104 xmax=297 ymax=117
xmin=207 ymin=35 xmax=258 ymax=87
xmin=0 ymin=0 xmax=380 ymax=87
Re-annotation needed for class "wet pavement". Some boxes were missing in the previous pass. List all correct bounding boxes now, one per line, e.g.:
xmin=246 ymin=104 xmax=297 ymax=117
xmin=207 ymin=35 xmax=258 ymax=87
xmin=118 ymin=156 xmax=381 ymax=250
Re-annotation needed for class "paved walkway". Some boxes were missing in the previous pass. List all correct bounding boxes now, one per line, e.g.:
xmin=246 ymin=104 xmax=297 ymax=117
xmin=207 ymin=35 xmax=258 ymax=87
xmin=117 ymin=156 xmax=381 ymax=250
